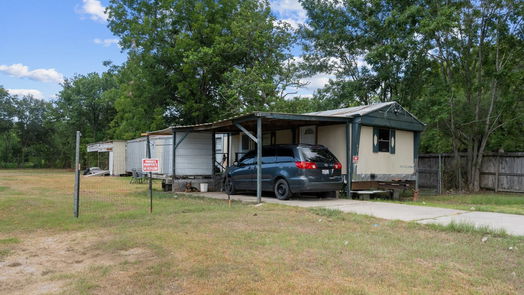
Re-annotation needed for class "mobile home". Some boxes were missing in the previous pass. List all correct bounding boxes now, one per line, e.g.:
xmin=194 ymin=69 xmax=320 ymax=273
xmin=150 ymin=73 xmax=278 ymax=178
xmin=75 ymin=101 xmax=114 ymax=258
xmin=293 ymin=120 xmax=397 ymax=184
xmin=143 ymin=101 xmax=425 ymax=198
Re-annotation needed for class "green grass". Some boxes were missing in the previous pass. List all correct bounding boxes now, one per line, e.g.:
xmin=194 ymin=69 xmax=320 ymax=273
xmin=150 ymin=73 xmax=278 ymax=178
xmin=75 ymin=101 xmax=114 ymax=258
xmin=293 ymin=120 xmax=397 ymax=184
xmin=427 ymin=221 xmax=509 ymax=237
xmin=308 ymin=207 xmax=344 ymax=219
xmin=0 ymin=237 xmax=20 ymax=244
xmin=0 ymin=170 xmax=523 ymax=294
xmin=376 ymin=192 xmax=524 ymax=215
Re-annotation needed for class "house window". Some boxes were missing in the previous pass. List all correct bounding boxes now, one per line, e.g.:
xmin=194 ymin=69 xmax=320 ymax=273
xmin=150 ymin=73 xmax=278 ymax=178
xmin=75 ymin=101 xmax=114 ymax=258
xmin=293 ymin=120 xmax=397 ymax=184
xmin=373 ymin=127 xmax=396 ymax=154
xmin=215 ymin=137 xmax=223 ymax=153
xmin=378 ymin=129 xmax=390 ymax=152
xmin=241 ymin=134 xmax=250 ymax=151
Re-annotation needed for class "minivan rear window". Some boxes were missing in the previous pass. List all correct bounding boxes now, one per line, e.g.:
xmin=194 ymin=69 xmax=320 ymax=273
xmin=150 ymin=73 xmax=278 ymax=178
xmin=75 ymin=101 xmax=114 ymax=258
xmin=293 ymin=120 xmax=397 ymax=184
xmin=300 ymin=146 xmax=338 ymax=163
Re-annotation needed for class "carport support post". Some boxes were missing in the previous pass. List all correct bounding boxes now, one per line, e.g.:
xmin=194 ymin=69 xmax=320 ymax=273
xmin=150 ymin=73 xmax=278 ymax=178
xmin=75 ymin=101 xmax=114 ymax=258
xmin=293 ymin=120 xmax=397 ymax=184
xmin=146 ymin=135 xmax=153 ymax=213
xmin=345 ymin=121 xmax=351 ymax=197
xmin=256 ymin=117 xmax=262 ymax=204
xmin=212 ymin=131 xmax=216 ymax=178
xmin=73 ymin=131 xmax=81 ymax=218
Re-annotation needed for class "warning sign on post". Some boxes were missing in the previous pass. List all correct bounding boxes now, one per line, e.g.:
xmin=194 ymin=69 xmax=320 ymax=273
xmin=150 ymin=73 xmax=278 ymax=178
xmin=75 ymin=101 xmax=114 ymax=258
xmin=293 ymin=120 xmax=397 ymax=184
xmin=142 ymin=158 xmax=159 ymax=172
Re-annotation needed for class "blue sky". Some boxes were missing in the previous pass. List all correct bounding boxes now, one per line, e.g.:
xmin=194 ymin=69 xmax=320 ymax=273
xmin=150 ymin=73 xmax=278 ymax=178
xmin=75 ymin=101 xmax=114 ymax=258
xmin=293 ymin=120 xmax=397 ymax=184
xmin=0 ymin=0 xmax=325 ymax=100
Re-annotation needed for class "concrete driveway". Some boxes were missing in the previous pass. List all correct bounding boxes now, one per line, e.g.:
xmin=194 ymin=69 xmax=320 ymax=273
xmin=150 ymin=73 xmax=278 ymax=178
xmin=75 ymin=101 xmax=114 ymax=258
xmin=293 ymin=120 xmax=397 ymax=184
xmin=181 ymin=192 xmax=524 ymax=236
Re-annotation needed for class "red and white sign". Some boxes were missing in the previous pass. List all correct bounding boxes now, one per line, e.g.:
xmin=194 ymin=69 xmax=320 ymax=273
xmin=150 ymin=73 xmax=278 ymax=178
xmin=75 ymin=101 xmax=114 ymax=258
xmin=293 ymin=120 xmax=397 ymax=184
xmin=352 ymin=156 xmax=359 ymax=163
xmin=142 ymin=158 xmax=159 ymax=172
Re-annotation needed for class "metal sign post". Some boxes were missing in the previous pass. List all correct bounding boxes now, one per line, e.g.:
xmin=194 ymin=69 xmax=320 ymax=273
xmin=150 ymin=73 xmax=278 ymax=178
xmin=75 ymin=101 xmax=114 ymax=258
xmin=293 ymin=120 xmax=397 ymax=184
xmin=73 ymin=131 xmax=81 ymax=218
xmin=146 ymin=135 xmax=153 ymax=213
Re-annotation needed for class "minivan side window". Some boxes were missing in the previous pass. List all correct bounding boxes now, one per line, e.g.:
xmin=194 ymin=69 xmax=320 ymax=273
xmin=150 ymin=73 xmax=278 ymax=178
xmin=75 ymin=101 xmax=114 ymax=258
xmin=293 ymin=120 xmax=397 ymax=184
xmin=239 ymin=151 xmax=256 ymax=165
xmin=277 ymin=147 xmax=296 ymax=162
xmin=262 ymin=146 xmax=277 ymax=164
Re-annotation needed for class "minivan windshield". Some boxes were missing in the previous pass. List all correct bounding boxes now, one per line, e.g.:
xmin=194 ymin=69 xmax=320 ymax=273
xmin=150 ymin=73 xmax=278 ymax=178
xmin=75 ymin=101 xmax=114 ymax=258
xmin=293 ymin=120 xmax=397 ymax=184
xmin=300 ymin=146 xmax=338 ymax=163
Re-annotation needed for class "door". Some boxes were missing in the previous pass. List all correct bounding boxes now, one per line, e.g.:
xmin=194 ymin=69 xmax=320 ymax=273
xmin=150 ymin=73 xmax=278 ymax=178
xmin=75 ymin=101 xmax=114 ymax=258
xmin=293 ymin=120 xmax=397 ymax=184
xmin=232 ymin=151 xmax=256 ymax=190
xmin=299 ymin=126 xmax=316 ymax=144
xmin=261 ymin=146 xmax=277 ymax=191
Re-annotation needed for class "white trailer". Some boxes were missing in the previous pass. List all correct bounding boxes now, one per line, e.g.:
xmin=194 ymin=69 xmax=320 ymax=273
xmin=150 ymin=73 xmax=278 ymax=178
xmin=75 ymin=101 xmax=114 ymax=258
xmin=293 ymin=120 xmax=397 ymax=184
xmin=86 ymin=140 xmax=127 ymax=176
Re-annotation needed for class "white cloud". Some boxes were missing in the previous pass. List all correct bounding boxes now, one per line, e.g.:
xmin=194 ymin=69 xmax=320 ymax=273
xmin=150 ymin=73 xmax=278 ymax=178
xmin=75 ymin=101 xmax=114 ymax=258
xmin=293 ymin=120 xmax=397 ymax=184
xmin=0 ymin=64 xmax=64 ymax=83
xmin=93 ymin=38 xmax=119 ymax=47
xmin=78 ymin=0 xmax=108 ymax=22
xmin=270 ymin=0 xmax=307 ymax=29
xmin=302 ymin=73 xmax=334 ymax=90
xmin=7 ymin=89 xmax=45 ymax=100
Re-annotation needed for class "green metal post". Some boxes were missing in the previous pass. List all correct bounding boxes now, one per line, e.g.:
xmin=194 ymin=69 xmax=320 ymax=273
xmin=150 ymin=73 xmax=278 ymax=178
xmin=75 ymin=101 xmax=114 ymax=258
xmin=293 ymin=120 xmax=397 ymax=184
xmin=345 ymin=121 xmax=351 ymax=197
xmin=73 ymin=131 xmax=81 ymax=218
xmin=172 ymin=130 xmax=176 ymax=193
xmin=212 ymin=131 xmax=216 ymax=177
xmin=146 ymin=135 xmax=152 ymax=213
xmin=256 ymin=117 xmax=262 ymax=204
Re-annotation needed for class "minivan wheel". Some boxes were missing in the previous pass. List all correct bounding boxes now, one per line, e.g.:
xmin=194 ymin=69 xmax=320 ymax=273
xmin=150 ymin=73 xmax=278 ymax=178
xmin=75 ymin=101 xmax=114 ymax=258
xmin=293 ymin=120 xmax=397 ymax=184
xmin=274 ymin=179 xmax=291 ymax=200
xmin=224 ymin=177 xmax=236 ymax=195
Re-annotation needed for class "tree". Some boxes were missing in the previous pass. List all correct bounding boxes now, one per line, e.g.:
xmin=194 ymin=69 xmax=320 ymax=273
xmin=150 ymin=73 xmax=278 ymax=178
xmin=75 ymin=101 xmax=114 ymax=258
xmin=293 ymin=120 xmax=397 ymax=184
xmin=55 ymin=72 xmax=118 ymax=166
xmin=56 ymin=72 xmax=118 ymax=143
xmin=107 ymin=0 xmax=303 ymax=132
xmin=0 ymin=87 xmax=16 ymax=165
xmin=12 ymin=95 xmax=55 ymax=166
xmin=299 ymin=0 xmax=524 ymax=191
xmin=419 ymin=0 xmax=524 ymax=191
xmin=299 ymin=0 xmax=429 ymax=107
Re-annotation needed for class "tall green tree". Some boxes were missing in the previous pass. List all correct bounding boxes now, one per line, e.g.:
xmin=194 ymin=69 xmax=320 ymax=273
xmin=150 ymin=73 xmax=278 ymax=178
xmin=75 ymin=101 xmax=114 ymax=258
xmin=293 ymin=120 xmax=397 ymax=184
xmin=55 ymin=71 xmax=118 ymax=166
xmin=419 ymin=0 xmax=524 ymax=191
xmin=13 ymin=95 xmax=55 ymax=166
xmin=56 ymin=72 xmax=118 ymax=143
xmin=300 ymin=0 xmax=524 ymax=191
xmin=300 ymin=0 xmax=429 ymax=107
xmin=0 ymin=87 xmax=16 ymax=165
xmin=107 ymin=0 xmax=303 ymax=135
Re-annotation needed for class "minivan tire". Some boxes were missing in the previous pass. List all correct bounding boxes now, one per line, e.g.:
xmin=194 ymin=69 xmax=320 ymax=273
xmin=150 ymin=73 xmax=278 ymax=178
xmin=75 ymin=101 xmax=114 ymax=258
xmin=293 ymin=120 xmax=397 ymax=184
xmin=224 ymin=176 xmax=237 ymax=195
xmin=274 ymin=179 xmax=291 ymax=200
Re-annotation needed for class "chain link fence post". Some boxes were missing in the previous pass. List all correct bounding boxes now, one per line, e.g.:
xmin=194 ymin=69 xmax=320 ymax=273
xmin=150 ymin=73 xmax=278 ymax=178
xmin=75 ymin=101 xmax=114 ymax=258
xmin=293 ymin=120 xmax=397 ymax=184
xmin=73 ymin=131 xmax=81 ymax=218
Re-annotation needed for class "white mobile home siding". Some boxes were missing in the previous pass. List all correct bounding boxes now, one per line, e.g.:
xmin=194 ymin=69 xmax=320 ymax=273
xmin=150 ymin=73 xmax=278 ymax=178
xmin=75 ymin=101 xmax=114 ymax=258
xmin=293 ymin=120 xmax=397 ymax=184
xmin=317 ymin=124 xmax=348 ymax=174
xmin=112 ymin=141 xmax=127 ymax=175
xmin=357 ymin=126 xmax=414 ymax=175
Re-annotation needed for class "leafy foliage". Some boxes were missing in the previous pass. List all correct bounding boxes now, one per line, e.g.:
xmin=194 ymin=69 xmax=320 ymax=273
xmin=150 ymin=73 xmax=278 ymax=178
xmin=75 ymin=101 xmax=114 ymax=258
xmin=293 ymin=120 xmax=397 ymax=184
xmin=106 ymin=0 xmax=303 ymax=135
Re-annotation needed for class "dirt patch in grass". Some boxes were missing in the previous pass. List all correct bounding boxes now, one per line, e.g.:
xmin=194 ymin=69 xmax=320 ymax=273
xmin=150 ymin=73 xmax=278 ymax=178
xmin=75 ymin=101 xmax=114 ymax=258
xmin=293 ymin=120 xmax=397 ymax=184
xmin=0 ymin=231 xmax=154 ymax=295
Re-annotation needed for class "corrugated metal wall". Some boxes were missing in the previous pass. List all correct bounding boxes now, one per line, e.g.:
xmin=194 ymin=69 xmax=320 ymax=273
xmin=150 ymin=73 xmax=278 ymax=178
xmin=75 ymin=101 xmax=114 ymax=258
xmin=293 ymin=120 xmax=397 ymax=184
xmin=125 ymin=137 xmax=147 ymax=172
xmin=125 ymin=133 xmax=213 ymax=176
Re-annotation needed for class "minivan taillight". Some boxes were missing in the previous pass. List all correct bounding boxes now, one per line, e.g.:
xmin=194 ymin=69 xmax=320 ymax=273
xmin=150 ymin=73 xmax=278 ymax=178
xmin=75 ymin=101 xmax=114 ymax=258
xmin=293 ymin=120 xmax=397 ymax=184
xmin=334 ymin=162 xmax=342 ymax=170
xmin=295 ymin=161 xmax=317 ymax=169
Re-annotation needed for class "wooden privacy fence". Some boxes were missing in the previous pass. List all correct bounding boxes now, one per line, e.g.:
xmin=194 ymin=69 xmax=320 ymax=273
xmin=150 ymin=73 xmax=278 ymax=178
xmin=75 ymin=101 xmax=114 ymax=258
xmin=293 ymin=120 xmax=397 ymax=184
xmin=417 ymin=152 xmax=524 ymax=193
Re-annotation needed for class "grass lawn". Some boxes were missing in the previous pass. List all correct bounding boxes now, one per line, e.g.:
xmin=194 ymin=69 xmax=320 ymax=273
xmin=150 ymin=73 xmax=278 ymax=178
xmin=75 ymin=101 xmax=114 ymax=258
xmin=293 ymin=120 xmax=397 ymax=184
xmin=378 ymin=192 xmax=524 ymax=215
xmin=0 ymin=170 xmax=523 ymax=294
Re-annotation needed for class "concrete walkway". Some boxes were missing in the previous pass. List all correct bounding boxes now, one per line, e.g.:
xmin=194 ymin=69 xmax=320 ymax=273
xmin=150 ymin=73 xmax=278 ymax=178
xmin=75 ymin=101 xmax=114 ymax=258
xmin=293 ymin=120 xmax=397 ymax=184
xmin=179 ymin=192 xmax=524 ymax=236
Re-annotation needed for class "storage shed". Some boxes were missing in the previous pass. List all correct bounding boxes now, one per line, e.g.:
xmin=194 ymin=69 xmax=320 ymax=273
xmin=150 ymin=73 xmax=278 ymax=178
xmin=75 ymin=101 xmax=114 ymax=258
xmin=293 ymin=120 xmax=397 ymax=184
xmin=143 ymin=101 xmax=425 ymax=202
xmin=86 ymin=140 xmax=127 ymax=176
